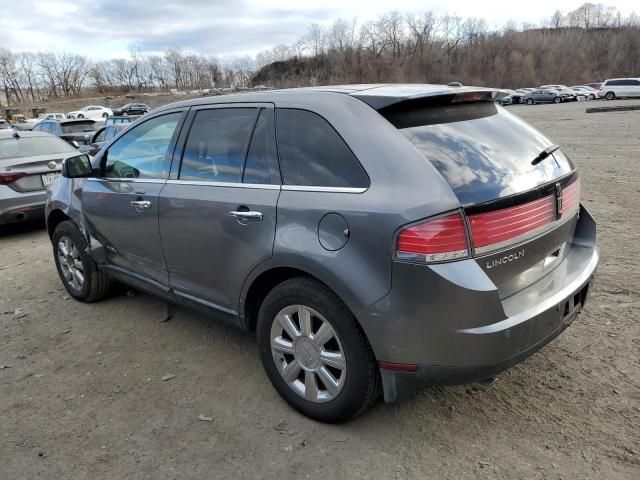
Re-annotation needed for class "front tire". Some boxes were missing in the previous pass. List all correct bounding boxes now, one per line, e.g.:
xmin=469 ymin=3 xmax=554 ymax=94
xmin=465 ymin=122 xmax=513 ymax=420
xmin=605 ymin=91 xmax=615 ymax=100
xmin=102 ymin=112 xmax=109 ymax=118
xmin=526 ymin=98 xmax=534 ymax=105
xmin=257 ymin=277 xmax=380 ymax=422
xmin=52 ymin=221 xmax=112 ymax=302
xmin=77 ymin=114 xmax=84 ymax=119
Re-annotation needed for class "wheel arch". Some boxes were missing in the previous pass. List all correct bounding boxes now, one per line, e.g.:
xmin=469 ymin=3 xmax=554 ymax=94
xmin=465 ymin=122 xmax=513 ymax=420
xmin=46 ymin=209 xmax=72 ymax=239
xmin=240 ymin=263 xmax=363 ymax=333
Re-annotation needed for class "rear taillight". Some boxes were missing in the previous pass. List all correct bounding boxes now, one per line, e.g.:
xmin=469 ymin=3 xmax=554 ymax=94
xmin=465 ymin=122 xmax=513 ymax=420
xmin=0 ymin=172 xmax=27 ymax=185
xmin=396 ymin=212 xmax=469 ymax=263
xmin=468 ymin=195 xmax=556 ymax=249
xmin=561 ymin=178 xmax=580 ymax=216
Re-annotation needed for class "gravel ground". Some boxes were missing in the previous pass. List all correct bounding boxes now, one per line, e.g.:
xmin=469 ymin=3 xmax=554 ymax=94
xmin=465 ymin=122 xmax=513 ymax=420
xmin=1 ymin=99 xmax=639 ymax=480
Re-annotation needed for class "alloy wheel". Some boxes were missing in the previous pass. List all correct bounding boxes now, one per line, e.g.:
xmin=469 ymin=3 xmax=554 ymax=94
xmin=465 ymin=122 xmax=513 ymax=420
xmin=270 ymin=305 xmax=347 ymax=403
xmin=57 ymin=236 xmax=85 ymax=291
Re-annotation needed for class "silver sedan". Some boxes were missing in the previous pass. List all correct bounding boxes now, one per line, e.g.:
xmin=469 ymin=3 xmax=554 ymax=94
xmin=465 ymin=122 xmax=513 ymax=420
xmin=0 ymin=130 xmax=77 ymax=224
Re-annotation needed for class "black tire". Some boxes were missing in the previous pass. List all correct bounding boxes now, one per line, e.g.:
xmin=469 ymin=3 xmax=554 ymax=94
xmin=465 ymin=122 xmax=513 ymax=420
xmin=52 ymin=221 xmax=112 ymax=302
xmin=554 ymin=96 xmax=561 ymax=104
xmin=257 ymin=277 xmax=380 ymax=423
xmin=102 ymin=112 xmax=109 ymax=118
xmin=77 ymin=114 xmax=84 ymax=119
xmin=605 ymin=91 xmax=615 ymax=100
xmin=589 ymin=94 xmax=595 ymax=100
xmin=526 ymin=98 xmax=534 ymax=105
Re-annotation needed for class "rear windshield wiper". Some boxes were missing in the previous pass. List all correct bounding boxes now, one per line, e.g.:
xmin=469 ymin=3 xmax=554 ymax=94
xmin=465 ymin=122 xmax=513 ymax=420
xmin=531 ymin=144 xmax=560 ymax=165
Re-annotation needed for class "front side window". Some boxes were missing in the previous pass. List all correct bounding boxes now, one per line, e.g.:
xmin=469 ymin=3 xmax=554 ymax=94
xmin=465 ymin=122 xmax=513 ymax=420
xmin=103 ymin=112 xmax=181 ymax=179
xmin=179 ymin=108 xmax=257 ymax=183
xmin=275 ymin=109 xmax=369 ymax=188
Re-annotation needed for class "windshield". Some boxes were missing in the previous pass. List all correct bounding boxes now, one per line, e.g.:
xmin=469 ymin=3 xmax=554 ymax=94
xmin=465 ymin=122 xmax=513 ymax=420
xmin=385 ymin=103 xmax=574 ymax=205
xmin=0 ymin=136 xmax=76 ymax=160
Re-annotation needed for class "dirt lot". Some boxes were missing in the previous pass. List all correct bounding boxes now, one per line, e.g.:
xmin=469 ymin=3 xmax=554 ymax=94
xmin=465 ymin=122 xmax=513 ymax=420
xmin=1 ymin=100 xmax=639 ymax=480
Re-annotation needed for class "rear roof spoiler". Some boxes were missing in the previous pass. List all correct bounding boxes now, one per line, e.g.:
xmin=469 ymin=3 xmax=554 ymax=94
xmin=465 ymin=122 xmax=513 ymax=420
xmin=349 ymin=85 xmax=509 ymax=110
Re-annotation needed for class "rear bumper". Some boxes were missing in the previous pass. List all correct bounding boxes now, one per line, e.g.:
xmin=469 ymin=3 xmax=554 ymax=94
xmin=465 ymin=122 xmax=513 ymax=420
xmin=0 ymin=187 xmax=46 ymax=224
xmin=359 ymin=205 xmax=598 ymax=402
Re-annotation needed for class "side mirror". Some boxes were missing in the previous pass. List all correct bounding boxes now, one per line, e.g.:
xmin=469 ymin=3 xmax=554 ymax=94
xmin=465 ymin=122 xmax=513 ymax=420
xmin=62 ymin=154 xmax=93 ymax=178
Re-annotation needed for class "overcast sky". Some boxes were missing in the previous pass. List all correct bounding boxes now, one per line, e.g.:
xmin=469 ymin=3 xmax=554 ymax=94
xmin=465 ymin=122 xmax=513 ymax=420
xmin=1 ymin=0 xmax=637 ymax=60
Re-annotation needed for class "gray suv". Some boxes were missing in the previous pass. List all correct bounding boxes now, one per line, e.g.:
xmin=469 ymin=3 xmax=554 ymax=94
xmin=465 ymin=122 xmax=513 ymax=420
xmin=45 ymin=85 xmax=598 ymax=422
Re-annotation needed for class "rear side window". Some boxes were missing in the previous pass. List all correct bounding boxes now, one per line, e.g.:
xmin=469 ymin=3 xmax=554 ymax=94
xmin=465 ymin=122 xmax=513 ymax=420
xmin=276 ymin=109 xmax=369 ymax=188
xmin=243 ymin=109 xmax=274 ymax=184
xmin=180 ymin=108 xmax=257 ymax=183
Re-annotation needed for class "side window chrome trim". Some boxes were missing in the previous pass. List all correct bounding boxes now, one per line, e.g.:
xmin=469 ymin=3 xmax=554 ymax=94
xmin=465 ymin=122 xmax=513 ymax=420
xmin=281 ymin=185 xmax=368 ymax=194
xmin=87 ymin=177 xmax=167 ymax=184
xmin=165 ymin=179 xmax=280 ymax=190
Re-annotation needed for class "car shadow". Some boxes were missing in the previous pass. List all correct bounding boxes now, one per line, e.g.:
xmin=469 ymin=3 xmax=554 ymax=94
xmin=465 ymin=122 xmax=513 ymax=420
xmin=0 ymin=219 xmax=46 ymax=238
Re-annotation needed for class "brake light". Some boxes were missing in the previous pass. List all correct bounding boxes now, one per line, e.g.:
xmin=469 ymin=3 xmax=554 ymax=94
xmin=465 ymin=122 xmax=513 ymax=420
xmin=468 ymin=195 xmax=556 ymax=249
xmin=560 ymin=179 xmax=580 ymax=216
xmin=0 ymin=172 xmax=27 ymax=185
xmin=396 ymin=212 xmax=469 ymax=263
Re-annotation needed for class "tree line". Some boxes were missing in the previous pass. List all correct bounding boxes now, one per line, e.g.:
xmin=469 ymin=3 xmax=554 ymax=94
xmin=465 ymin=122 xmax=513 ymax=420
xmin=1 ymin=2 xmax=639 ymax=106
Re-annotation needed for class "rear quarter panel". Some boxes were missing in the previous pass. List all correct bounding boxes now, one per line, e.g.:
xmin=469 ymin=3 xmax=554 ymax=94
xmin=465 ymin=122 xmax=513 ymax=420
xmin=252 ymin=93 xmax=461 ymax=314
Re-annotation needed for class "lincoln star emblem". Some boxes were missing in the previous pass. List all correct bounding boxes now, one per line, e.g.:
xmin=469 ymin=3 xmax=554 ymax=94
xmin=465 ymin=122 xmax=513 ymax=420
xmin=47 ymin=161 xmax=57 ymax=170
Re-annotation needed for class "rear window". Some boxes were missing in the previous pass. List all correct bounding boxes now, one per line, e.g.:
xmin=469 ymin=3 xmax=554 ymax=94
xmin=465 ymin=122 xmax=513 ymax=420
xmin=61 ymin=122 xmax=95 ymax=134
xmin=384 ymin=102 xmax=574 ymax=205
xmin=0 ymin=136 xmax=76 ymax=160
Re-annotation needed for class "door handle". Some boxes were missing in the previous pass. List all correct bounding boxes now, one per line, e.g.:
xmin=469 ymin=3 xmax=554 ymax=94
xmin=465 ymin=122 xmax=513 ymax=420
xmin=130 ymin=200 xmax=152 ymax=209
xmin=229 ymin=210 xmax=263 ymax=221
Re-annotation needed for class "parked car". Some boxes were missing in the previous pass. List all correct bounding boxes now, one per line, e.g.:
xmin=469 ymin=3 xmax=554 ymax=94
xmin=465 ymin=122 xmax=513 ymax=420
xmin=600 ymin=78 xmax=640 ymax=100
xmin=32 ymin=119 xmax=100 ymax=148
xmin=497 ymin=95 xmax=513 ymax=106
xmin=113 ymin=103 xmax=150 ymax=116
xmin=26 ymin=113 xmax=66 ymax=124
xmin=540 ymin=85 xmax=576 ymax=101
xmin=584 ymin=82 xmax=603 ymax=90
xmin=105 ymin=115 xmax=140 ymax=126
xmin=571 ymin=86 xmax=599 ymax=100
xmin=523 ymin=89 xmax=564 ymax=104
xmin=46 ymin=84 xmax=598 ymax=422
xmin=85 ymin=124 xmax=127 ymax=156
xmin=0 ymin=130 xmax=77 ymax=224
xmin=512 ymin=89 xmax=533 ymax=103
xmin=67 ymin=106 xmax=113 ymax=119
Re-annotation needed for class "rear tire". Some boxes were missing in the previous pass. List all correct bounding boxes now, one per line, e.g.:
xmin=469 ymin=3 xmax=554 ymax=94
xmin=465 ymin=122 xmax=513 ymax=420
xmin=52 ymin=221 xmax=112 ymax=302
xmin=554 ymin=97 xmax=561 ymax=104
xmin=257 ymin=277 xmax=380 ymax=422
xmin=102 ymin=112 xmax=109 ymax=118
xmin=605 ymin=91 xmax=615 ymax=100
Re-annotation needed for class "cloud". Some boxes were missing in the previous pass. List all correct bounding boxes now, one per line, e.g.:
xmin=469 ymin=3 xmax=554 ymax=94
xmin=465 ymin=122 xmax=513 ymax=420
xmin=1 ymin=0 xmax=638 ymax=59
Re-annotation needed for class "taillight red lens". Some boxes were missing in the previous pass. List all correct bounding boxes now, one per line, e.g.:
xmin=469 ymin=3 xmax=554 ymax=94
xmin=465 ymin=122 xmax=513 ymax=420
xmin=0 ymin=172 xmax=27 ymax=185
xmin=561 ymin=179 xmax=580 ymax=216
xmin=396 ymin=212 xmax=469 ymax=262
xmin=468 ymin=195 xmax=556 ymax=249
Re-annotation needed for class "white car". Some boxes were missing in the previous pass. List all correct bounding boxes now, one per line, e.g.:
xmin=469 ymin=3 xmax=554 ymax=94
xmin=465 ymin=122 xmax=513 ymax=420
xmin=24 ymin=113 xmax=66 ymax=124
xmin=571 ymin=86 xmax=600 ymax=100
xmin=67 ymin=106 xmax=113 ymax=120
xmin=600 ymin=78 xmax=640 ymax=100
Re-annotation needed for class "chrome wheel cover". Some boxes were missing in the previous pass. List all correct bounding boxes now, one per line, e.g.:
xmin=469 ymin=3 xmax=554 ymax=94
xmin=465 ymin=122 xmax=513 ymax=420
xmin=270 ymin=305 xmax=347 ymax=403
xmin=57 ymin=236 xmax=85 ymax=291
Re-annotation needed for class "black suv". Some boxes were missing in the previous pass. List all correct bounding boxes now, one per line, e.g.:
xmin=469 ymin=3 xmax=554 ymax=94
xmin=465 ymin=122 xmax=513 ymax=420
xmin=113 ymin=103 xmax=150 ymax=116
